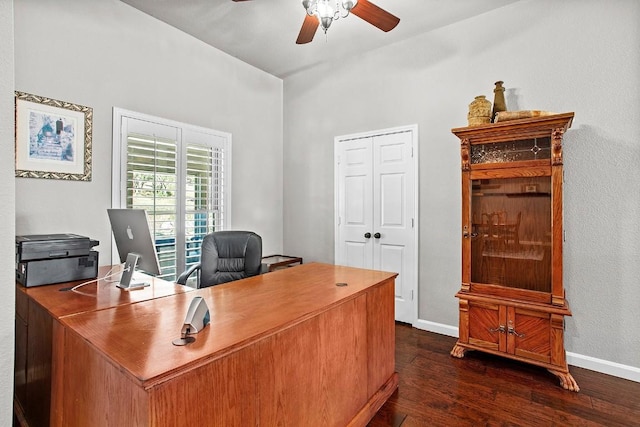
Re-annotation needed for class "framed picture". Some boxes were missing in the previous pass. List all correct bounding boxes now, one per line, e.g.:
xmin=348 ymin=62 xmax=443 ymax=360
xmin=15 ymin=91 xmax=92 ymax=181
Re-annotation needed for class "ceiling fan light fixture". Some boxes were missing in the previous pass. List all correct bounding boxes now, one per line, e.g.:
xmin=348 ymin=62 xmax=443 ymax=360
xmin=296 ymin=0 xmax=398 ymax=43
xmin=302 ymin=0 xmax=352 ymax=33
xmin=317 ymin=1 xmax=336 ymax=25
xmin=302 ymin=0 xmax=314 ymax=13
xmin=342 ymin=0 xmax=357 ymax=14
xmin=320 ymin=17 xmax=333 ymax=32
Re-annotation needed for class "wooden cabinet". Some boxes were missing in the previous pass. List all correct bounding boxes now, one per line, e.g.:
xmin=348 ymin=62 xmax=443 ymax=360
xmin=450 ymin=113 xmax=578 ymax=391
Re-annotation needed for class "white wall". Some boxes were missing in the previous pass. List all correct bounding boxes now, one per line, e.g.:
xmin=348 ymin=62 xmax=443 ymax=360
xmin=0 ymin=0 xmax=16 ymax=423
xmin=283 ymin=0 xmax=640 ymax=370
xmin=14 ymin=0 xmax=284 ymax=261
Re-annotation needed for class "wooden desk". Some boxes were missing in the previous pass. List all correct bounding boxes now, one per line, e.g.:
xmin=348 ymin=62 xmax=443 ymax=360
xmin=14 ymin=267 xmax=192 ymax=427
xmin=51 ymin=263 xmax=397 ymax=426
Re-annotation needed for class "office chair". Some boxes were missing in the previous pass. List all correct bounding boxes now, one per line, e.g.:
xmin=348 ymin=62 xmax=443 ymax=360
xmin=176 ymin=231 xmax=263 ymax=288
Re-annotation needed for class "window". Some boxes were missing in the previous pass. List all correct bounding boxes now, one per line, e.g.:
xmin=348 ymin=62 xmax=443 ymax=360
xmin=112 ymin=109 xmax=231 ymax=282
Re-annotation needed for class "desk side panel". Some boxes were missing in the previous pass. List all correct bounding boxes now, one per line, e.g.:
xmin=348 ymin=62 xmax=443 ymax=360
xmin=258 ymin=295 xmax=368 ymax=426
xmin=25 ymin=296 xmax=53 ymax=427
xmin=14 ymin=288 xmax=28 ymax=416
xmin=148 ymin=346 xmax=256 ymax=426
xmin=367 ymin=278 xmax=396 ymax=397
xmin=62 ymin=330 xmax=149 ymax=427
xmin=50 ymin=320 xmax=65 ymax=427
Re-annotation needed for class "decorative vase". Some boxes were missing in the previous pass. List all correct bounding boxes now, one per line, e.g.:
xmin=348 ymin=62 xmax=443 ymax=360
xmin=467 ymin=95 xmax=492 ymax=126
xmin=491 ymin=80 xmax=507 ymax=121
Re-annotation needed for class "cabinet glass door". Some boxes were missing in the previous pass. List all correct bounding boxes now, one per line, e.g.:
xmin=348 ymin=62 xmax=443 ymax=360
xmin=470 ymin=176 xmax=551 ymax=292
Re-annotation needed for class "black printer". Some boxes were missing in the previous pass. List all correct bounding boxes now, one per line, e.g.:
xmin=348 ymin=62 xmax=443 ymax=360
xmin=16 ymin=234 xmax=99 ymax=287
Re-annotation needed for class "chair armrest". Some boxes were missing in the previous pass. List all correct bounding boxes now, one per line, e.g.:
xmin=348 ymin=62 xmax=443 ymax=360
xmin=176 ymin=263 xmax=201 ymax=285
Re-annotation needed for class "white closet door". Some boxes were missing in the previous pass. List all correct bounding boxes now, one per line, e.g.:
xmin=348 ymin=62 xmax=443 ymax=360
xmin=373 ymin=131 xmax=416 ymax=323
xmin=336 ymin=137 xmax=374 ymax=269
xmin=336 ymin=126 xmax=418 ymax=324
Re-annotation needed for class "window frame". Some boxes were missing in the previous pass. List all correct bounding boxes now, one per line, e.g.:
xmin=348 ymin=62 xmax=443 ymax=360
xmin=112 ymin=108 xmax=232 ymax=278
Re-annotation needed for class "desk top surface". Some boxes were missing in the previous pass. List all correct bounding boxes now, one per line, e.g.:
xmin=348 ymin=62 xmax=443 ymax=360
xmin=17 ymin=265 xmax=192 ymax=319
xmin=59 ymin=262 xmax=397 ymax=387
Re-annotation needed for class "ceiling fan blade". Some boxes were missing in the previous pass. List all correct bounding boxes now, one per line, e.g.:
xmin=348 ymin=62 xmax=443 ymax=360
xmin=296 ymin=14 xmax=319 ymax=44
xmin=351 ymin=0 xmax=400 ymax=32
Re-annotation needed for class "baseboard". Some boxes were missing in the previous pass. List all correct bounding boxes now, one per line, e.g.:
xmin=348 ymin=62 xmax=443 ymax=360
xmin=412 ymin=319 xmax=458 ymax=338
xmin=412 ymin=319 xmax=640 ymax=383
xmin=566 ymin=352 xmax=640 ymax=383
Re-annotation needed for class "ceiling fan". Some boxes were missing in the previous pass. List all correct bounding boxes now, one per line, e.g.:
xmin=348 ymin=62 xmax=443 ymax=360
xmin=232 ymin=0 xmax=400 ymax=44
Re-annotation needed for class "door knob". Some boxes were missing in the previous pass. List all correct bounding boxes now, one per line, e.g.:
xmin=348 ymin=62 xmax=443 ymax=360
xmin=364 ymin=232 xmax=371 ymax=239
xmin=374 ymin=232 xmax=381 ymax=239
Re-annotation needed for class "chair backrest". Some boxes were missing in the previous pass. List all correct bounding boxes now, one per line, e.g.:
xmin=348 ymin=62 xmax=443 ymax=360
xmin=198 ymin=231 xmax=262 ymax=288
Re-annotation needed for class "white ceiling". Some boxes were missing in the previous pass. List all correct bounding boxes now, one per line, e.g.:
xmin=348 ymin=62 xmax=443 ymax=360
xmin=120 ymin=0 xmax=517 ymax=79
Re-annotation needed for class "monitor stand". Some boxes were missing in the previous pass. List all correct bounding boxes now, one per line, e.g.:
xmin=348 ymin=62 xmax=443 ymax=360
xmin=118 ymin=253 xmax=151 ymax=290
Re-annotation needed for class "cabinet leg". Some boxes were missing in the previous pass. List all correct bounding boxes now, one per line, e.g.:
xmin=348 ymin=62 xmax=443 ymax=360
xmin=450 ymin=343 xmax=468 ymax=358
xmin=548 ymin=369 xmax=580 ymax=392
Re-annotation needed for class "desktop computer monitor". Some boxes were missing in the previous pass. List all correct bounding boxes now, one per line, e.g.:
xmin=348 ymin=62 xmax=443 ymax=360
xmin=107 ymin=208 xmax=162 ymax=289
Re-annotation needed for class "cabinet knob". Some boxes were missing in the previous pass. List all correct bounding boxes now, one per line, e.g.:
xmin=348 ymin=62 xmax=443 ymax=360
xmin=364 ymin=232 xmax=371 ymax=239
xmin=374 ymin=232 xmax=381 ymax=239
xmin=488 ymin=325 xmax=506 ymax=334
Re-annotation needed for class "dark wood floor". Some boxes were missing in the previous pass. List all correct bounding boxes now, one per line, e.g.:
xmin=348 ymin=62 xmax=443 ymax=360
xmin=368 ymin=323 xmax=640 ymax=427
